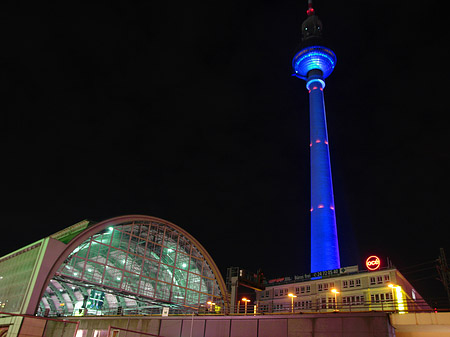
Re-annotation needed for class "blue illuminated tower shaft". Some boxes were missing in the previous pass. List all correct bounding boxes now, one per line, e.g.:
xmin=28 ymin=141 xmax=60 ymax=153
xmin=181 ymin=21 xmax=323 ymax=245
xmin=308 ymin=77 xmax=340 ymax=273
xmin=292 ymin=1 xmax=340 ymax=273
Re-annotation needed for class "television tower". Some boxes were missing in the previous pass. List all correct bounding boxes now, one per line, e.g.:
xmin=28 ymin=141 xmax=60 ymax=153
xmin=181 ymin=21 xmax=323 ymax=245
xmin=292 ymin=0 xmax=340 ymax=273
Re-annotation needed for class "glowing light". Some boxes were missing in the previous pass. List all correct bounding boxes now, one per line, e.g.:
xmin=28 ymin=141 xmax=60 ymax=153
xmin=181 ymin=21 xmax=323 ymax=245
xmin=366 ymin=256 xmax=381 ymax=271
xmin=330 ymin=206 xmax=334 ymax=210
xmin=293 ymin=46 xmax=336 ymax=79
xmin=310 ymin=207 xmax=313 ymax=212
xmin=324 ymin=140 xmax=328 ymax=144
xmin=306 ymin=78 xmax=326 ymax=91
xmin=294 ymin=43 xmax=339 ymax=274
xmin=395 ymin=286 xmax=406 ymax=313
xmin=330 ymin=288 xmax=339 ymax=294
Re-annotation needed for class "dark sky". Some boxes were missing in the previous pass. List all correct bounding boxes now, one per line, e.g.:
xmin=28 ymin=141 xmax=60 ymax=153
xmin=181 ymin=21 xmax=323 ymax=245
xmin=2 ymin=1 xmax=449 ymax=306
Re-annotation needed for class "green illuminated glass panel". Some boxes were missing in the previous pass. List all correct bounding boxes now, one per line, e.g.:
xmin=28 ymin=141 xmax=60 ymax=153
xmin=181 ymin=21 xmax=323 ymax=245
xmin=173 ymin=269 xmax=188 ymax=287
xmin=186 ymin=290 xmax=199 ymax=306
xmin=187 ymin=274 xmax=201 ymax=291
xmin=157 ymin=265 xmax=173 ymax=283
xmin=175 ymin=253 xmax=189 ymax=270
xmin=172 ymin=286 xmax=186 ymax=304
xmin=104 ymin=266 xmax=122 ymax=288
xmin=156 ymin=282 xmax=171 ymax=301
xmin=123 ymin=271 xmax=139 ymax=293
xmin=145 ymin=243 xmax=161 ymax=261
xmin=142 ymin=259 xmax=158 ymax=279
xmin=161 ymin=247 xmax=175 ymax=266
xmin=139 ymin=277 xmax=156 ymax=297
xmin=189 ymin=257 xmax=202 ymax=275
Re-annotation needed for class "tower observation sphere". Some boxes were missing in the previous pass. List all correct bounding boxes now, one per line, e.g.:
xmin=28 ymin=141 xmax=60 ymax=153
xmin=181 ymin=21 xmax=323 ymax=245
xmin=292 ymin=0 xmax=340 ymax=273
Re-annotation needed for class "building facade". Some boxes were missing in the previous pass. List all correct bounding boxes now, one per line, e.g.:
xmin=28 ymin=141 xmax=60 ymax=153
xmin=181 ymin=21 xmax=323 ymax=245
xmin=257 ymin=266 xmax=430 ymax=314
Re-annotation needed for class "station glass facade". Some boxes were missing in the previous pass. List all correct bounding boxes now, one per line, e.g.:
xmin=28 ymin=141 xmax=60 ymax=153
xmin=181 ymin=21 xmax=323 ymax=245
xmin=39 ymin=219 xmax=223 ymax=316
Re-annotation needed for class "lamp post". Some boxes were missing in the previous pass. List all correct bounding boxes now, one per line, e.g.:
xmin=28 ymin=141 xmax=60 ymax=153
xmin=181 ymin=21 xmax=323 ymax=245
xmin=331 ymin=289 xmax=339 ymax=311
xmin=288 ymin=293 xmax=297 ymax=313
xmin=242 ymin=298 xmax=250 ymax=315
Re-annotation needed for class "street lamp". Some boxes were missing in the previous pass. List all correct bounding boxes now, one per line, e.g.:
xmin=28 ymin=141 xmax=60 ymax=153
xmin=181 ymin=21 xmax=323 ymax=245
xmin=331 ymin=289 xmax=339 ymax=311
xmin=288 ymin=293 xmax=297 ymax=313
xmin=207 ymin=301 xmax=215 ymax=313
xmin=242 ymin=298 xmax=250 ymax=315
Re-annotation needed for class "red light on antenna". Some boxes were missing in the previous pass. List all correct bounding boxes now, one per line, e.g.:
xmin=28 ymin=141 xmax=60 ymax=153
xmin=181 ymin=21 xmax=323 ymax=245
xmin=307 ymin=7 xmax=315 ymax=16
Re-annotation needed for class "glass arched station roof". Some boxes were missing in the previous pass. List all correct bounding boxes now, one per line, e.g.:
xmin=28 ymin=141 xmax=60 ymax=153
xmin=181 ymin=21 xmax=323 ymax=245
xmin=39 ymin=215 xmax=227 ymax=316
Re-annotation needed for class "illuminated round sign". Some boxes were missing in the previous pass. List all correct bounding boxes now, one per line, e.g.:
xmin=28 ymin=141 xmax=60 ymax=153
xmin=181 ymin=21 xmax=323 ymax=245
xmin=366 ymin=255 xmax=381 ymax=271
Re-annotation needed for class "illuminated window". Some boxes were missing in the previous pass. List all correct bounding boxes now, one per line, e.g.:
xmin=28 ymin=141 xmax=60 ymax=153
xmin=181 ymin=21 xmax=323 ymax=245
xmin=306 ymin=285 xmax=310 ymax=293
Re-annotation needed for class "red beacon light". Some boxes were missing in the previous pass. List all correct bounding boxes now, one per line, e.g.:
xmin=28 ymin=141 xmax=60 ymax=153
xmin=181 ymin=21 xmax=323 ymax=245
xmin=307 ymin=0 xmax=315 ymax=16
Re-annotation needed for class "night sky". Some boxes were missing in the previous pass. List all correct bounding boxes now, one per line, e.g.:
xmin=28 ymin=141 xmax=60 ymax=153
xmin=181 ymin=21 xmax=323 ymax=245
xmin=2 ymin=1 xmax=449 ymax=307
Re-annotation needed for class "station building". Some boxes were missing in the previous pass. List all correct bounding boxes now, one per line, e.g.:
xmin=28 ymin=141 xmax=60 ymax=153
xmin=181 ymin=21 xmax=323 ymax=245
xmin=256 ymin=263 xmax=431 ymax=314
xmin=0 ymin=215 xmax=228 ymax=317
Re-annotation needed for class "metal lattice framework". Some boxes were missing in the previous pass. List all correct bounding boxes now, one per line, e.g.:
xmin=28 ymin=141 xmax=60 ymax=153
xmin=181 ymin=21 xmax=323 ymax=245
xmin=38 ymin=215 xmax=227 ymax=316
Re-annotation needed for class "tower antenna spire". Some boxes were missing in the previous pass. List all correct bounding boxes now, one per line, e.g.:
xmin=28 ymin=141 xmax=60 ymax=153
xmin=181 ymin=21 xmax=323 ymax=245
xmin=307 ymin=0 xmax=315 ymax=16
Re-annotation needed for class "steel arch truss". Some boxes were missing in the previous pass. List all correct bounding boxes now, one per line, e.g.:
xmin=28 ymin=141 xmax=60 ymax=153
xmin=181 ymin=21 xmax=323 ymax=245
xmin=39 ymin=217 xmax=225 ymax=316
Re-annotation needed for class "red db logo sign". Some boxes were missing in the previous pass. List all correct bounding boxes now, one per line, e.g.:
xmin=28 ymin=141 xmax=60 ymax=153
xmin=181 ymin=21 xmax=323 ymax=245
xmin=366 ymin=256 xmax=381 ymax=271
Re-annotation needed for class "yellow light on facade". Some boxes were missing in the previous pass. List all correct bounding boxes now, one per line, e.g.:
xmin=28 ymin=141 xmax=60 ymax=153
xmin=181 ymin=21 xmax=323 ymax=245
xmin=331 ymin=288 xmax=339 ymax=294
xmin=395 ymin=286 xmax=405 ymax=313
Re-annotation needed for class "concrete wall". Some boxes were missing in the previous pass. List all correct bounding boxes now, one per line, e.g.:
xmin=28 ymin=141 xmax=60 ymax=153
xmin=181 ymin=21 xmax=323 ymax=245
xmin=390 ymin=312 xmax=450 ymax=337
xmin=60 ymin=312 xmax=394 ymax=337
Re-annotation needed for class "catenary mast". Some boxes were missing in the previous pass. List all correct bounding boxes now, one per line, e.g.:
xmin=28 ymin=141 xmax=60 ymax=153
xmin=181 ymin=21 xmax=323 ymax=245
xmin=292 ymin=0 xmax=340 ymax=273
